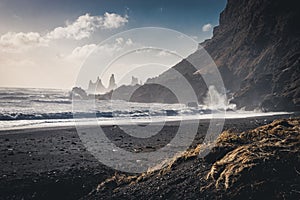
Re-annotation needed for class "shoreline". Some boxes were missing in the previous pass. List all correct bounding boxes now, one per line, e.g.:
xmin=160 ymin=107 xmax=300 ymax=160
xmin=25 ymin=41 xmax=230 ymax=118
xmin=0 ymin=112 xmax=294 ymax=132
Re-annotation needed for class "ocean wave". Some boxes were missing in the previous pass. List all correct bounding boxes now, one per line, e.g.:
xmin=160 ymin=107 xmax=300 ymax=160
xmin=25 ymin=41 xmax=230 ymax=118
xmin=0 ymin=109 xmax=192 ymax=121
xmin=0 ymin=96 xmax=29 ymax=100
xmin=30 ymin=99 xmax=72 ymax=104
xmin=0 ymin=112 xmax=73 ymax=120
xmin=0 ymin=92 xmax=28 ymax=96
xmin=0 ymin=88 xmax=69 ymax=102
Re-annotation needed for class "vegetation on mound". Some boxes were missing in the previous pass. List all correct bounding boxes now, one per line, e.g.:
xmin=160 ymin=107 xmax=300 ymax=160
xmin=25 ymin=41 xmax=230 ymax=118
xmin=92 ymin=119 xmax=300 ymax=199
xmin=206 ymin=119 xmax=300 ymax=199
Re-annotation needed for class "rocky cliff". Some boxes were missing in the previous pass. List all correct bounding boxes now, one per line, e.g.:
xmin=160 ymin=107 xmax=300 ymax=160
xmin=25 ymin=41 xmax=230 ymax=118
xmin=202 ymin=0 xmax=300 ymax=111
xmin=130 ymin=0 xmax=300 ymax=111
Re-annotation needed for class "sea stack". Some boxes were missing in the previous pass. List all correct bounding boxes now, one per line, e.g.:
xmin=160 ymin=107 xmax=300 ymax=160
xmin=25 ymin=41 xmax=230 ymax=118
xmin=88 ymin=80 xmax=95 ymax=92
xmin=108 ymin=74 xmax=117 ymax=91
xmin=88 ymin=77 xmax=106 ymax=94
xmin=131 ymin=76 xmax=139 ymax=86
xmin=95 ymin=77 xmax=105 ymax=93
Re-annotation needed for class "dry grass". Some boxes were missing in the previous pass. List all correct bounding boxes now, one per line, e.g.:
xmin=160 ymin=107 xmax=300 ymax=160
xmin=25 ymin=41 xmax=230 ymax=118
xmin=95 ymin=173 xmax=138 ymax=193
xmin=94 ymin=119 xmax=300 ymax=199
xmin=206 ymin=118 xmax=300 ymax=198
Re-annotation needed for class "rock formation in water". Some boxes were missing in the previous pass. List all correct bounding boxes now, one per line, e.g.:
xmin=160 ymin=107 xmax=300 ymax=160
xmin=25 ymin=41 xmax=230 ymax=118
xmin=87 ymin=75 xmax=118 ymax=94
xmin=107 ymin=74 xmax=117 ymax=91
xmin=131 ymin=76 xmax=139 ymax=86
xmin=87 ymin=77 xmax=106 ymax=94
xmin=128 ymin=0 xmax=300 ymax=111
xmin=70 ymin=87 xmax=88 ymax=99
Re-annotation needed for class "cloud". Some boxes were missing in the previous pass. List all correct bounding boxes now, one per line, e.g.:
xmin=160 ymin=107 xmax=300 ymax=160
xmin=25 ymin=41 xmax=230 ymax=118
xmin=65 ymin=37 xmax=134 ymax=62
xmin=47 ymin=13 xmax=128 ymax=40
xmin=115 ymin=37 xmax=124 ymax=45
xmin=202 ymin=23 xmax=212 ymax=32
xmin=65 ymin=44 xmax=97 ymax=61
xmin=46 ymin=14 xmax=100 ymax=40
xmin=97 ymin=37 xmax=133 ymax=54
xmin=125 ymin=38 xmax=133 ymax=45
xmin=0 ymin=12 xmax=128 ymax=52
xmin=0 ymin=32 xmax=48 ymax=52
xmin=102 ymin=13 xmax=128 ymax=29
xmin=157 ymin=50 xmax=177 ymax=57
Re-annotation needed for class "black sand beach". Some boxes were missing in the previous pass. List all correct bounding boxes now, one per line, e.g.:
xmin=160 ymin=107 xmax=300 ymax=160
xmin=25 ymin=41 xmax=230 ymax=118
xmin=0 ymin=114 xmax=297 ymax=200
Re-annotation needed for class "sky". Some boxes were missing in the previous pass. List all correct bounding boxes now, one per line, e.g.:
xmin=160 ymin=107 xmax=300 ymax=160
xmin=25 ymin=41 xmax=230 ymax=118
xmin=0 ymin=0 xmax=226 ymax=89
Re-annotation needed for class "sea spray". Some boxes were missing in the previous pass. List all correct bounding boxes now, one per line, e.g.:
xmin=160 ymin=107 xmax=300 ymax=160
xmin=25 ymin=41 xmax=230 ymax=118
xmin=203 ymin=86 xmax=236 ymax=110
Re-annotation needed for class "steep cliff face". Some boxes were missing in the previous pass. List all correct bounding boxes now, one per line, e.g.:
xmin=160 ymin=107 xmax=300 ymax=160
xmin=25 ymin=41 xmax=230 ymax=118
xmin=104 ymin=0 xmax=299 ymax=111
xmin=141 ymin=0 xmax=300 ymax=111
xmin=201 ymin=0 xmax=300 ymax=111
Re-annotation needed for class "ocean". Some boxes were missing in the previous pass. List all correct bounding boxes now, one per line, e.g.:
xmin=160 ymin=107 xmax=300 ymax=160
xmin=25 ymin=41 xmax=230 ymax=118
xmin=0 ymin=87 xmax=289 ymax=131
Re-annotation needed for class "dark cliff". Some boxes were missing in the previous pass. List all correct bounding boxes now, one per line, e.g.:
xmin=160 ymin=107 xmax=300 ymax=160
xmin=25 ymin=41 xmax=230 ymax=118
xmin=202 ymin=0 xmax=300 ymax=111
xmin=131 ymin=0 xmax=300 ymax=111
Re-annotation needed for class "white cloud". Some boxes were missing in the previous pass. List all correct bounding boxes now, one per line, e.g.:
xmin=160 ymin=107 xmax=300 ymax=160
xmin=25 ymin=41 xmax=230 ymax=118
xmin=115 ymin=37 xmax=124 ymax=45
xmin=0 ymin=32 xmax=48 ymax=52
xmin=101 ymin=12 xmax=128 ymax=29
xmin=0 ymin=12 xmax=128 ymax=52
xmin=157 ymin=50 xmax=177 ymax=57
xmin=47 ymin=13 xmax=128 ymax=40
xmin=65 ymin=37 xmax=134 ymax=62
xmin=95 ymin=37 xmax=134 ymax=55
xmin=65 ymin=44 xmax=97 ymax=61
xmin=125 ymin=38 xmax=133 ymax=45
xmin=115 ymin=37 xmax=133 ymax=46
xmin=46 ymin=14 xmax=101 ymax=40
xmin=202 ymin=23 xmax=212 ymax=32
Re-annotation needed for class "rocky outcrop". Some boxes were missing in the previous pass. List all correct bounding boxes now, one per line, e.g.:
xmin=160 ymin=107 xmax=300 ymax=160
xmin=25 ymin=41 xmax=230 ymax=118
xmin=70 ymin=87 xmax=88 ymax=99
xmin=131 ymin=76 xmax=139 ymax=86
xmin=87 ymin=77 xmax=106 ymax=94
xmin=87 ymin=74 xmax=118 ymax=94
xmin=96 ymin=83 xmax=178 ymax=103
xmin=129 ymin=84 xmax=178 ymax=103
xmin=146 ymin=59 xmax=209 ymax=104
xmin=133 ymin=0 xmax=300 ymax=111
xmin=107 ymin=74 xmax=117 ymax=91
xmin=202 ymin=0 xmax=300 ymax=111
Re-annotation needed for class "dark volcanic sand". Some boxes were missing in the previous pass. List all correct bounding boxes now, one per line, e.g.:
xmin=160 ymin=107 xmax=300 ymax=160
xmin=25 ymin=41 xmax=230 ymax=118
xmin=0 ymin=114 xmax=296 ymax=200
